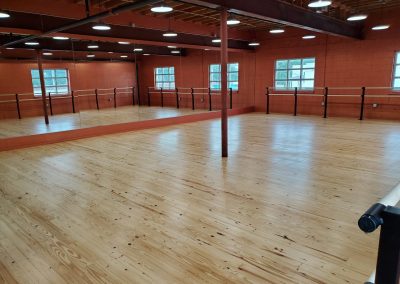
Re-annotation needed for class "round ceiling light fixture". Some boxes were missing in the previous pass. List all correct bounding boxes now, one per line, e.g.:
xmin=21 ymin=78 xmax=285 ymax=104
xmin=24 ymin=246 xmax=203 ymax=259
xmin=371 ymin=25 xmax=390 ymax=30
xmin=92 ymin=22 xmax=111 ymax=30
xmin=347 ymin=14 xmax=368 ymax=21
xmin=151 ymin=2 xmax=173 ymax=13
xmin=308 ymin=0 xmax=332 ymax=8
xmin=269 ymin=29 xmax=285 ymax=34
xmin=302 ymin=35 xmax=316 ymax=39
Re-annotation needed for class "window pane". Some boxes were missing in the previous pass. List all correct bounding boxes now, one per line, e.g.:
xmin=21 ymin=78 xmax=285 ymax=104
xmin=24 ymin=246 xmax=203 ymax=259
xmin=228 ymin=63 xmax=239 ymax=72
xmin=301 ymin=80 xmax=314 ymax=89
xmin=55 ymin=69 xmax=67 ymax=77
xmin=394 ymin=78 xmax=400 ymax=89
xmin=228 ymin=72 xmax=238 ymax=81
xmin=276 ymin=60 xmax=288 ymax=70
xmin=57 ymin=86 xmax=69 ymax=94
xmin=163 ymin=67 xmax=169 ymax=74
xmin=32 ymin=79 xmax=41 ymax=87
xmin=34 ymin=88 xmax=42 ymax=95
xmin=169 ymin=75 xmax=174 ymax=82
xmin=302 ymin=58 xmax=315 ymax=69
xmin=44 ymin=70 xmax=54 ymax=78
xmin=170 ymin=82 xmax=175 ymax=89
xmin=163 ymin=83 xmax=170 ymax=89
xmin=288 ymin=59 xmax=301 ymax=69
xmin=210 ymin=64 xmax=220 ymax=72
xmin=156 ymin=82 xmax=163 ymax=89
xmin=302 ymin=69 xmax=315 ymax=80
xmin=211 ymin=73 xmax=221 ymax=81
xmin=31 ymin=69 xmax=39 ymax=79
xmin=156 ymin=75 xmax=162 ymax=82
xmin=289 ymin=70 xmax=301 ymax=80
xmin=395 ymin=65 xmax=400 ymax=77
xmin=275 ymin=81 xmax=287 ymax=89
xmin=46 ymin=87 xmax=57 ymax=94
xmin=45 ymin=78 xmax=55 ymax=86
xmin=275 ymin=70 xmax=287 ymax=80
xmin=288 ymin=80 xmax=300 ymax=89
xmin=229 ymin=82 xmax=238 ymax=90
xmin=56 ymin=78 xmax=68 ymax=85
xmin=211 ymin=82 xmax=221 ymax=90
xmin=396 ymin=53 xmax=400 ymax=64
xmin=163 ymin=75 xmax=169 ymax=81
xmin=156 ymin=68 xmax=162 ymax=75
xmin=169 ymin=67 xmax=174 ymax=74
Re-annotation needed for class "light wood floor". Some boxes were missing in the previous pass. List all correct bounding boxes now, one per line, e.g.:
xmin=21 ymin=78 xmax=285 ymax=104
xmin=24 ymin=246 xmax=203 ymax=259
xmin=1 ymin=113 xmax=400 ymax=283
xmin=0 ymin=106 xmax=209 ymax=138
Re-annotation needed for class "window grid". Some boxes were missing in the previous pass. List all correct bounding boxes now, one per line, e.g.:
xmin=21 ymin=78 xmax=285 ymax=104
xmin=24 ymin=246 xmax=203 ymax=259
xmin=274 ymin=58 xmax=315 ymax=91
xmin=154 ymin=67 xmax=175 ymax=90
xmin=393 ymin=52 xmax=400 ymax=90
xmin=209 ymin=63 xmax=239 ymax=91
xmin=31 ymin=69 xmax=70 ymax=96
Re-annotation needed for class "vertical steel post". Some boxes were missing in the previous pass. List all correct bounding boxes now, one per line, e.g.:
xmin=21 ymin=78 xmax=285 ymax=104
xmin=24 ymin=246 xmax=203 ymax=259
xmin=37 ymin=50 xmax=49 ymax=125
xmin=114 ymin=88 xmax=117 ymax=108
xmin=220 ymin=8 xmax=228 ymax=157
xmin=160 ymin=87 xmax=164 ymax=107
xmin=208 ymin=87 xmax=212 ymax=111
xmin=95 ymin=88 xmax=99 ymax=110
xmin=15 ymin=94 xmax=21 ymax=119
xmin=48 ymin=93 xmax=53 ymax=115
xmin=71 ymin=90 xmax=76 ymax=113
xmin=360 ymin=87 xmax=366 ymax=120
xmin=266 ymin=87 xmax=270 ymax=114
xmin=229 ymin=88 xmax=233 ymax=109
xmin=191 ymin=87 xmax=195 ymax=110
xmin=294 ymin=87 xmax=298 ymax=116
xmin=323 ymin=87 xmax=329 ymax=118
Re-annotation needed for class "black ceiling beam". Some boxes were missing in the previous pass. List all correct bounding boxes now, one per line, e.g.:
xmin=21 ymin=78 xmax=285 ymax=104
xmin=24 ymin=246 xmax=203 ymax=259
xmin=0 ymin=35 xmax=186 ymax=56
xmin=178 ymin=0 xmax=363 ymax=39
xmin=0 ymin=11 xmax=252 ymax=50
xmin=2 ymin=0 xmax=161 ymax=47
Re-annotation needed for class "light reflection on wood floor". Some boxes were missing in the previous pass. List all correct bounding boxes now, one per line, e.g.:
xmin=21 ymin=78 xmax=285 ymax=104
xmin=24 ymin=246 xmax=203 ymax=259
xmin=0 ymin=106 xmax=209 ymax=138
xmin=1 ymin=113 xmax=400 ymax=283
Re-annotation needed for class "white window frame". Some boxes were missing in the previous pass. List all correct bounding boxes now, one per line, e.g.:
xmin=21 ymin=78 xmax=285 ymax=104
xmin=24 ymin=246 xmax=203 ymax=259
xmin=274 ymin=58 xmax=315 ymax=91
xmin=31 ymin=69 xmax=70 ymax=96
xmin=393 ymin=52 xmax=400 ymax=90
xmin=209 ymin=63 xmax=239 ymax=91
xmin=154 ymin=66 xmax=175 ymax=90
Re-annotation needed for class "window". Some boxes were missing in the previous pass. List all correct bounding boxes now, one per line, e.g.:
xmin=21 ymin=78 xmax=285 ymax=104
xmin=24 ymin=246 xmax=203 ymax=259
xmin=393 ymin=52 xmax=400 ymax=90
xmin=274 ymin=58 xmax=315 ymax=90
xmin=209 ymin=63 xmax=239 ymax=91
xmin=154 ymin=67 xmax=175 ymax=90
xmin=31 ymin=69 xmax=70 ymax=96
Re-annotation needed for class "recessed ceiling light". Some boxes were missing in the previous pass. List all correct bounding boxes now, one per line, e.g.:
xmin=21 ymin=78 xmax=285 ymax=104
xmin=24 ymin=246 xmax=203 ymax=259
xmin=204 ymin=48 xmax=210 ymax=51
xmin=143 ymin=54 xmax=150 ymax=56
xmin=118 ymin=41 xmax=130 ymax=45
xmin=227 ymin=15 xmax=240 ymax=25
xmin=43 ymin=52 xmax=53 ymax=56
xmin=25 ymin=42 xmax=39 ymax=46
xmin=88 ymin=45 xmax=99 ymax=49
xmin=6 ymin=47 xmax=14 ymax=50
xmin=87 ymin=54 xmax=95 ymax=58
xmin=372 ymin=25 xmax=390 ymax=31
xmin=163 ymin=31 xmax=178 ymax=37
xmin=347 ymin=14 xmax=368 ymax=21
xmin=167 ymin=46 xmax=177 ymax=49
xmin=151 ymin=3 xmax=173 ymax=13
xmin=120 ymin=55 xmax=128 ymax=58
xmin=108 ymin=51 xmax=114 ymax=54
xmin=302 ymin=35 xmax=316 ymax=39
xmin=171 ymin=50 xmax=180 ymax=54
xmin=133 ymin=48 xmax=143 ymax=52
xmin=0 ymin=11 xmax=10 ymax=18
xmin=92 ymin=23 xmax=111 ymax=30
xmin=270 ymin=29 xmax=285 ymax=34
xmin=53 ymin=36 xmax=69 ymax=40
xmin=248 ymin=42 xmax=260 ymax=46
xmin=308 ymin=0 xmax=332 ymax=8
xmin=212 ymin=38 xmax=221 ymax=43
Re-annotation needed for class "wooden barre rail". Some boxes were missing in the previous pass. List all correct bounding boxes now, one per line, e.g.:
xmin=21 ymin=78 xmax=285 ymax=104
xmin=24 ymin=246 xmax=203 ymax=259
xmin=266 ymin=86 xmax=400 ymax=120
xmin=0 ymin=86 xmax=135 ymax=119
xmin=146 ymin=87 xmax=234 ymax=110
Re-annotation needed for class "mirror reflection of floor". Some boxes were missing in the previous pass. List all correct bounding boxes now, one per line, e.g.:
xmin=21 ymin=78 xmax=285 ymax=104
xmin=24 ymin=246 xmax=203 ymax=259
xmin=0 ymin=106 xmax=211 ymax=138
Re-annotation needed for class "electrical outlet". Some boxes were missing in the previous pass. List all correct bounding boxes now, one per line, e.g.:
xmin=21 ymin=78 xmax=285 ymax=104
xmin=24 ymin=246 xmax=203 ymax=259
xmin=373 ymin=103 xmax=378 ymax=108
xmin=321 ymin=101 xmax=325 ymax=106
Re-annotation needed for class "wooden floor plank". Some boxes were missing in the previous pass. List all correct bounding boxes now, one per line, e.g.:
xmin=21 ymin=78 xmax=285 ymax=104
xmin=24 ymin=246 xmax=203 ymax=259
xmin=1 ymin=113 xmax=400 ymax=283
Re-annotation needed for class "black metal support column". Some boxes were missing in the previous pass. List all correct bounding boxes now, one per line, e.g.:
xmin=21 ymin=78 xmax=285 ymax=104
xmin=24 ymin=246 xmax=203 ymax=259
xmin=323 ymin=87 xmax=328 ymax=118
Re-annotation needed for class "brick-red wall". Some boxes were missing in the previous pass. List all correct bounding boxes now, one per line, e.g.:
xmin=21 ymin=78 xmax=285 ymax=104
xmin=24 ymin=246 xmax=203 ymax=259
xmin=0 ymin=61 xmax=136 ymax=119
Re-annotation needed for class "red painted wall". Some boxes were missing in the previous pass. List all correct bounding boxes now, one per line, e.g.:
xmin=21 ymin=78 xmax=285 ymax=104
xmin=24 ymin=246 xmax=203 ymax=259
xmin=138 ymin=49 xmax=257 ymax=110
xmin=138 ymin=8 xmax=400 ymax=120
xmin=0 ymin=61 xmax=136 ymax=119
